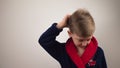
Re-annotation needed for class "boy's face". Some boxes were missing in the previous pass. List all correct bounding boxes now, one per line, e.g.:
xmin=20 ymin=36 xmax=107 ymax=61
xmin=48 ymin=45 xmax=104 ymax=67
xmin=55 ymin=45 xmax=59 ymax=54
xmin=68 ymin=30 xmax=93 ymax=48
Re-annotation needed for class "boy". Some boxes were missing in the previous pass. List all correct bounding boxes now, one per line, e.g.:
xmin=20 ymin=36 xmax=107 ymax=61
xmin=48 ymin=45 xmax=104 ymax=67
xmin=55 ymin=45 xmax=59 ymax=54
xmin=38 ymin=8 xmax=107 ymax=68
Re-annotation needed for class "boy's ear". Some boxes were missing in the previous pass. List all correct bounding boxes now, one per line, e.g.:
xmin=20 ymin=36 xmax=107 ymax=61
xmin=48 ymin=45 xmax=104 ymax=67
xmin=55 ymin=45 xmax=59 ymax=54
xmin=67 ymin=30 xmax=72 ymax=37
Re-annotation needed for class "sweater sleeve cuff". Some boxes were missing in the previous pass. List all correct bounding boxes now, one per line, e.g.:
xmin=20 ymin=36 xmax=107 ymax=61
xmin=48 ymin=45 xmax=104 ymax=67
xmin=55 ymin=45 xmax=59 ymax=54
xmin=52 ymin=23 xmax=63 ymax=32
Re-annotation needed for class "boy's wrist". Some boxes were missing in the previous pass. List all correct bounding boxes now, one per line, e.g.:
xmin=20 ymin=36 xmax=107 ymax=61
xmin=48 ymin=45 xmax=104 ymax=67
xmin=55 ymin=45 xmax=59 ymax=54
xmin=56 ymin=22 xmax=64 ymax=29
xmin=52 ymin=23 xmax=63 ymax=32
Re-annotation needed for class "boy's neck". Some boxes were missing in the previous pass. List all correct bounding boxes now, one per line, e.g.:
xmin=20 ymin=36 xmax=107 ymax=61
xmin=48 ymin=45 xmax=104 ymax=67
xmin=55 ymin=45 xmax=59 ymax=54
xmin=77 ymin=47 xmax=85 ymax=57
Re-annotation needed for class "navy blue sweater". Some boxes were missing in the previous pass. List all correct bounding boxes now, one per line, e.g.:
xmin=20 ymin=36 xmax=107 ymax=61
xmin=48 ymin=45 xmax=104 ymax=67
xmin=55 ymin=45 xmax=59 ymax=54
xmin=38 ymin=23 xmax=107 ymax=68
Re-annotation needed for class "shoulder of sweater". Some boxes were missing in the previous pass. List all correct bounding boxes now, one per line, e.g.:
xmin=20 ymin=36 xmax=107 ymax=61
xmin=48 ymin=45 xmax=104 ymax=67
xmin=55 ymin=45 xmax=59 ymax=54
xmin=96 ymin=46 xmax=105 ymax=56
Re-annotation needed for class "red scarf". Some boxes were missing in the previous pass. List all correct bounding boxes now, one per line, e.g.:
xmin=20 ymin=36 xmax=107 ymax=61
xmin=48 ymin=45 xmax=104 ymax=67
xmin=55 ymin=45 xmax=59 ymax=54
xmin=65 ymin=37 xmax=98 ymax=68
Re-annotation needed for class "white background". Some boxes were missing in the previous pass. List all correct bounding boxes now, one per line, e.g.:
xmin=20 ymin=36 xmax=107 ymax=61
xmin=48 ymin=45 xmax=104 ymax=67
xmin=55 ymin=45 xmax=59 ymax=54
xmin=0 ymin=0 xmax=120 ymax=68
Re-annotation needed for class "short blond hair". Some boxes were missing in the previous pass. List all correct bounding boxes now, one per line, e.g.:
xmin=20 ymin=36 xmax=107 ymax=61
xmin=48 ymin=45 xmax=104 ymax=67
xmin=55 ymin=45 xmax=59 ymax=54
xmin=68 ymin=8 xmax=95 ymax=37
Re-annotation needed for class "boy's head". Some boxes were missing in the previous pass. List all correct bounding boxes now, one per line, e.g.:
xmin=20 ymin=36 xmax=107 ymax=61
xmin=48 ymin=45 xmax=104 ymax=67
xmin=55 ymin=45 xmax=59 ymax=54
xmin=68 ymin=8 xmax=95 ymax=37
xmin=67 ymin=8 xmax=95 ymax=48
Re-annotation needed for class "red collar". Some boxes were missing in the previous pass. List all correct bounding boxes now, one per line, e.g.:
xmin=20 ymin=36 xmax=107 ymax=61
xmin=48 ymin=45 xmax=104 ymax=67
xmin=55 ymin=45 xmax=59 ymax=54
xmin=65 ymin=37 xmax=98 ymax=68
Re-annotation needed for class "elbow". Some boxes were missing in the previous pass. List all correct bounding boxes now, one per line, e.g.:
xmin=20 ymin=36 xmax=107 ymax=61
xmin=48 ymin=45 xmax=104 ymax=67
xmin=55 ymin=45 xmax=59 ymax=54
xmin=38 ymin=36 xmax=43 ymax=45
xmin=38 ymin=37 xmax=43 ymax=46
xmin=38 ymin=35 xmax=47 ymax=46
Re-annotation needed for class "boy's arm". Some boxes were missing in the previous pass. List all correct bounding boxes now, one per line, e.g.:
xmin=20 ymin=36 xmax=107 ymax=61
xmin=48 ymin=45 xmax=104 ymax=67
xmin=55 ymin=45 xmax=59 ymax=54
xmin=101 ymin=49 xmax=107 ymax=68
xmin=97 ymin=47 xmax=107 ymax=68
xmin=39 ymin=23 xmax=63 ymax=60
xmin=38 ymin=15 xmax=70 ymax=60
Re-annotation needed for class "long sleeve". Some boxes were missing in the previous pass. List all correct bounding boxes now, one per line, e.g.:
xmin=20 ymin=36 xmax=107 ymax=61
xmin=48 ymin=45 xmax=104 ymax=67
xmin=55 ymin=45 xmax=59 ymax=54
xmin=96 ymin=47 xmax=107 ymax=68
xmin=38 ymin=23 xmax=65 ymax=61
xmin=101 ymin=48 xmax=107 ymax=68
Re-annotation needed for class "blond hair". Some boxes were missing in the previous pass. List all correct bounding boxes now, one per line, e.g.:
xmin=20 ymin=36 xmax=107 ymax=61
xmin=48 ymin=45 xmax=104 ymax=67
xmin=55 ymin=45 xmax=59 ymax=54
xmin=68 ymin=8 xmax=95 ymax=37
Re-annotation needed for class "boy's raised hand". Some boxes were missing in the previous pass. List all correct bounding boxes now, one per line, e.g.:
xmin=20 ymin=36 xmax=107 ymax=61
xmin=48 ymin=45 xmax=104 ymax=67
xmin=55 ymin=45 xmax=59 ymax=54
xmin=56 ymin=14 xmax=71 ymax=29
